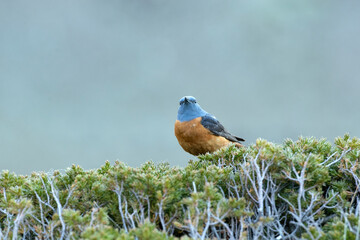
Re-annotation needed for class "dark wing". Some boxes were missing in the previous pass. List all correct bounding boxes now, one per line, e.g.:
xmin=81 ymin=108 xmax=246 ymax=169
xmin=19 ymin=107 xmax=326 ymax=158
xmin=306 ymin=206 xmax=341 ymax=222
xmin=201 ymin=114 xmax=245 ymax=142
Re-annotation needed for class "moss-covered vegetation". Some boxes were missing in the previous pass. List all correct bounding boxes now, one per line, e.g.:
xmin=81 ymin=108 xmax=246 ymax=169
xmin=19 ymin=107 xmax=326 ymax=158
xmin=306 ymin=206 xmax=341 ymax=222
xmin=1 ymin=134 xmax=360 ymax=239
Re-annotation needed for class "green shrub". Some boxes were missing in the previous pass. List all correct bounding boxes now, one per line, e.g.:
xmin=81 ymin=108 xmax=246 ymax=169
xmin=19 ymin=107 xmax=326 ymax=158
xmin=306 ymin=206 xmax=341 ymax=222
xmin=1 ymin=134 xmax=360 ymax=239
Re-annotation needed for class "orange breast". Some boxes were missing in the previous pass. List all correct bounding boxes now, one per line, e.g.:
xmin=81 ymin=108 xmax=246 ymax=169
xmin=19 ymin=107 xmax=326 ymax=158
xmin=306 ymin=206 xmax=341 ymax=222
xmin=174 ymin=117 xmax=232 ymax=155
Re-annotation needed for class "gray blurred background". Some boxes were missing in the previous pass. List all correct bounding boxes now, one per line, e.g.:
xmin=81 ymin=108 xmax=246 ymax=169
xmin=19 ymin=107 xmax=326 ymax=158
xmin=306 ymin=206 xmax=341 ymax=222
xmin=1 ymin=0 xmax=360 ymax=174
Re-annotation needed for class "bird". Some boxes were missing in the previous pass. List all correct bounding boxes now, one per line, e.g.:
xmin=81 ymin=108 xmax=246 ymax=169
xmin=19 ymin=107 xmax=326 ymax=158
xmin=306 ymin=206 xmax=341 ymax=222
xmin=174 ymin=96 xmax=245 ymax=155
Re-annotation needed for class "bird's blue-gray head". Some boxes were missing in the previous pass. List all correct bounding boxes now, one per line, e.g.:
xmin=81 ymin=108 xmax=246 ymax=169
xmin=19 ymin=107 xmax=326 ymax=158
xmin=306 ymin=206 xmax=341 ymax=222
xmin=177 ymin=96 xmax=208 ymax=122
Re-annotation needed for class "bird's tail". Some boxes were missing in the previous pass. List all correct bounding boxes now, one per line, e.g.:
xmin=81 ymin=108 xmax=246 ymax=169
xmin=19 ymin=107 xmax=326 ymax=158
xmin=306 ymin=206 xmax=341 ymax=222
xmin=234 ymin=136 xmax=245 ymax=142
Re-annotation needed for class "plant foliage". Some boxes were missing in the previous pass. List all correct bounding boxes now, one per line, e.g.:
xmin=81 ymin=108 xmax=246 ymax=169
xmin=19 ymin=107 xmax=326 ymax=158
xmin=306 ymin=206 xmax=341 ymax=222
xmin=1 ymin=134 xmax=360 ymax=239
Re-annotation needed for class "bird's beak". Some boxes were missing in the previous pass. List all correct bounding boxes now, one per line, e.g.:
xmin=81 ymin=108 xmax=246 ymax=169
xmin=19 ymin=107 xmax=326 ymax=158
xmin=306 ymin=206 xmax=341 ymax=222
xmin=184 ymin=97 xmax=189 ymax=103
